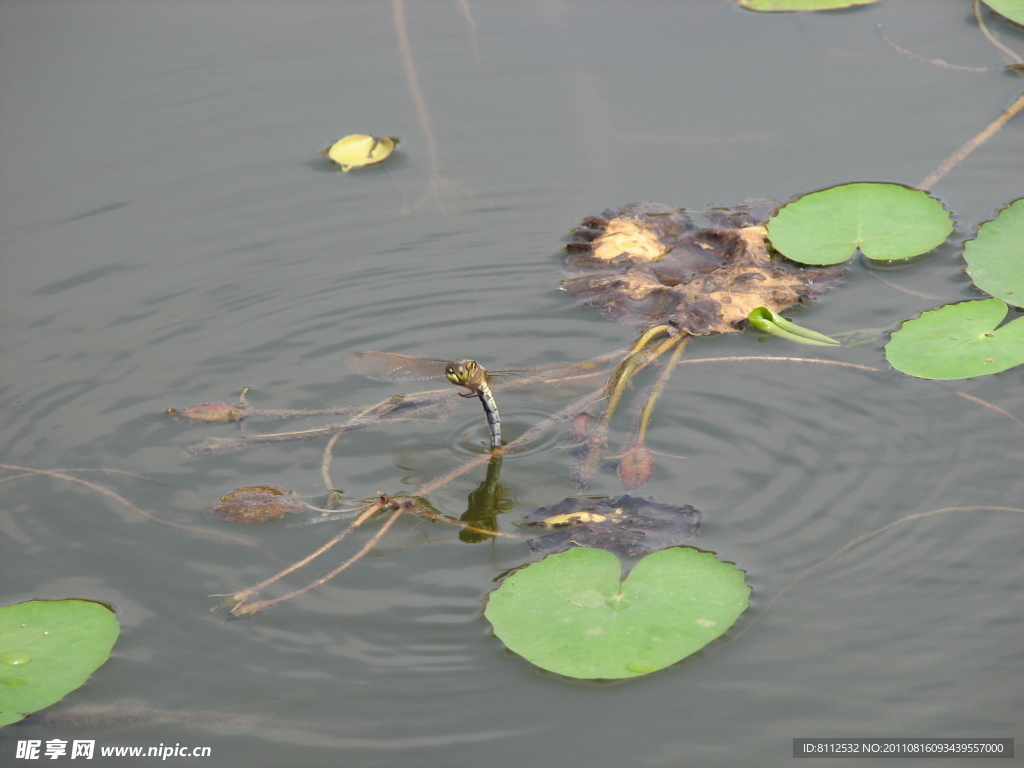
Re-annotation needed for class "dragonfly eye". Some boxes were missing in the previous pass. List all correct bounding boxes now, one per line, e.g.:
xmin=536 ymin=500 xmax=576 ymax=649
xmin=445 ymin=363 xmax=467 ymax=385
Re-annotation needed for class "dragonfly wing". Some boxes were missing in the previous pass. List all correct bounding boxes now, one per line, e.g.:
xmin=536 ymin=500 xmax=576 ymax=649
xmin=487 ymin=360 xmax=609 ymax=391
xmin=347 ymin=351 xmax=449 ymax=383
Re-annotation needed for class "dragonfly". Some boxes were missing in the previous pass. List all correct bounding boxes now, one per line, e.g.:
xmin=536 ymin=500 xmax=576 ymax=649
xmin=347 ymin=352 xmax=507 ymax=450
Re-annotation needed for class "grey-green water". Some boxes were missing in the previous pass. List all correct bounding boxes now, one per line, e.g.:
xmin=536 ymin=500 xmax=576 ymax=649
xmin=2 ymin=1 xmax=1021 ymax=766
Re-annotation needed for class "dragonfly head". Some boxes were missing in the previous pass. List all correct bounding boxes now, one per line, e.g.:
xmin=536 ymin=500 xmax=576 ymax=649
xmin=445 ymin=360 xmax=484 ymax=390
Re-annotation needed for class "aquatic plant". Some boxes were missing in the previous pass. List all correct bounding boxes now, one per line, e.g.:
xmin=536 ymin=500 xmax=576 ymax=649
xmin=158 ymin=3 xmax=1024 ymax=676
xmin=0 ymin=600 xmax=119 ymax=727
xmin=322 ymin=134 xmax=399 ymax=172
xmin=5 ymin=1 xmax=1024 ymax=693
xmin=483 ymin=547 xmax=750 ymax=680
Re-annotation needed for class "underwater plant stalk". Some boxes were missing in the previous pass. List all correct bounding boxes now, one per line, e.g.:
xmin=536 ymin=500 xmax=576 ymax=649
xmin=918 ymin=2 xmax=1024 ymax=190
xmin=0 ymin=464 xmax=271 ymax=554
xmin=635 ymin=334 xmax=692 ymax=443
xmin=219 ymin=499 xmax=384 ymax=616
xmin=572 ymin=330 xmax=679 ymax=488
xmin=615 ymin=335 xmax=692 ymax=488
xmin=228 ymin=500 xmax=409 ymax=616
xmin=602 ymin=325 xmax=672 ymax=424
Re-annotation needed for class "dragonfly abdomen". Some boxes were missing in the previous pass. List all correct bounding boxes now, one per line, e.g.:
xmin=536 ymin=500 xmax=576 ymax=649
xmin=476 ymin=383 xmax=502 ymax=450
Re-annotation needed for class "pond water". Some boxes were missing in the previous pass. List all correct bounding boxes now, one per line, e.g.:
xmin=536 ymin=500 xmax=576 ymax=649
xmin=1 ymin=1 xmax=1021 ymax=766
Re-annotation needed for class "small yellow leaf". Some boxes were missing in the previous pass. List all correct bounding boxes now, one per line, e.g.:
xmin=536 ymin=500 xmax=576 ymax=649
xmin=543 ymin=511 xmax=609 ymax=527
xmin=324 ymin=134 xmax=399 ymax=172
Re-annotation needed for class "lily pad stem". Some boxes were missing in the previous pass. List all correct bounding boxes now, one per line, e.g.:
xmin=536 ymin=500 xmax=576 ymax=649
xmin=229 ymin=500 xmax=408 ymax=616
xmin=918 ymin=4 xmax=1024 ymax=190
xmin=603 ymin=325 xmax=672 ymax=424
xmin=635 ymin=334 xmax=691 ymax=443
xmin=220 ymin=500 xmax=384 ymax=616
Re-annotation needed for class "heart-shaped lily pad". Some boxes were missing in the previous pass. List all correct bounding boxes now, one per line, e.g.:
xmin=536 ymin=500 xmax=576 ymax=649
xmin=885 ymin=298 xmax=1024 ymax=380
xmin=766 ymin=182 xmax=953 ymax=265
xmin=0 ymin=599 xmax=120 ymax=727
xmin=981 ymin=0 xmax=1024 ymax=25
xmin=483 ymin=547 xmax=750 ymax=679
xmin=963 ymin=197 xmax=1024 ymax=308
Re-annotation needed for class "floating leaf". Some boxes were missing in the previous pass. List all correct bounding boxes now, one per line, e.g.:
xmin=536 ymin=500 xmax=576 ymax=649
xmin=747 ymin=306 xmax=840 ymax=346
xmin=165 ymin=402 xmax=252 ymax=423
xmin=963 ymin=197 xmax=1024 ymax=308
xmin=562 ymin=202 xmax=844 ymax=335
xmin=766 ymin=182 xmax=953 ymax=265
xmin=323 ymin=135 xmax=398 ymax=172
xmin=885 ymin=298 xmax=1024 ymax=380
xmin=740 ymin=0 xmax=880 ymax=10
xmin=165 ymin=387 xmax=253 ymax=423
xmin=521 ymin=495 xmax=700 ymax=557
xmin=209 ymin=485 xmax=304 ymax=523
xmin=981 ymin=0 xmax=1024 ymax=25
xmin=0 ymin=599 xmax=119 ymax=727
xmin=484 ymin=547 xmax=750 ymax=679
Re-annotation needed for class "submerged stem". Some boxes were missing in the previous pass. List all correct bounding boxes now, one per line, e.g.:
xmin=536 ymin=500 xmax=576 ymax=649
xmin=0 ymin=463 xmax=274 ymax=557
xmin=917 ymin=2 xmax=1024 ymax=189
xmin=571 ymin=329 xmax=680 ymax=488
xmin=724 ymin=505 xmax=1024 ymax=652
xmin=230 ymin=500 xmax=408 ymax=616
xmin=219 ymin=501 xmax=384 ymax=616
xmin=602 ymin=326 xmax=673 ymax=424
xmin=917 ymin=87 xmax=1024 ymax=190
xmin=423 ymin=511 xmax=525 ymax=540
xmin=635 ymin=335 xmax=691 ymax=442
xmin=973 ymin=0 xmax=1024 ymax=68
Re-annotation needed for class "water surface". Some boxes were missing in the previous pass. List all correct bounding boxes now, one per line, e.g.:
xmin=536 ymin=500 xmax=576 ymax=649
xmin=2 ymin=2 xmax=1021 ymax=766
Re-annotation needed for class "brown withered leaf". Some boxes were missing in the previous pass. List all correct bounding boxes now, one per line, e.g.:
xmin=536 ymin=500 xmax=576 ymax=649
xmin=209 ymin=485 xmax=304 ymax=523
xmin=166 ymin=401 xmax=254 ymax=423
xmin=165 ymin=387 xmax=253 ymax=423
xmin=521 ymin=494 xmax=700 ymax=557
xmin=561 ymin=202 xmax=844 ymax=335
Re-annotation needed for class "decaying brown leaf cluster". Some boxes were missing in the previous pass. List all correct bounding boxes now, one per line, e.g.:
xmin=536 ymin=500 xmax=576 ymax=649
xmin=522 ymin=494 xmax=701 ymax=557
xmin=561 ymin=202 xmax=845 ymax=336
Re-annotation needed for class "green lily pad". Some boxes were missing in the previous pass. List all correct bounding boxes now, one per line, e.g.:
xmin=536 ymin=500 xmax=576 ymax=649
xmin=484 ymin=547 xmax=750 ymax=679
xmin=885 ymin=298 xmax=1024 ymax=380
xmin=740 ymin=0 xmax=880 ymax=11
xmin=963 ymin=198 xmax=1024 ymax=308
xmin=981 ymin=0 xmax=1024 ymax=25
xmin=747 ymin=306 xmax=840 ymax=346
xmin=0 ymin=599 xmax=119 ymax=727
xmin=766 ymin=182 xmax=953 ymax=265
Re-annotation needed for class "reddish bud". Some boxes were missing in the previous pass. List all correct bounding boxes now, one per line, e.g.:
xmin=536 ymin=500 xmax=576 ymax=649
xmin=569 ymin=411 xmax=593 ymax=443
xmin=617 ymin=443 xmax=654 ymax=490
